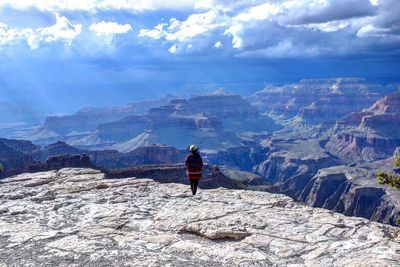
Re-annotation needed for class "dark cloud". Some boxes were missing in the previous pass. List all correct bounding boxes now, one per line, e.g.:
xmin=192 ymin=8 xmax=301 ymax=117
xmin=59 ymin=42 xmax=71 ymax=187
xmin=280 ymin=0 xmax=377 ymax=25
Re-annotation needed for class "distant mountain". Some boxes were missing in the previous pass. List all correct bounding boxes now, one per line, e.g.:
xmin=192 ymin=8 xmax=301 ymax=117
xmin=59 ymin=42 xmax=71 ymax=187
xmin=0 ymin=101 xmax=43 ymax=137
xmin=248 ymin=78 xmax=397 ymax=124
xmin=13 ymin=95 xmax=176 ymax=144
xmin=68 ymin=90 xmax=280 ymax=152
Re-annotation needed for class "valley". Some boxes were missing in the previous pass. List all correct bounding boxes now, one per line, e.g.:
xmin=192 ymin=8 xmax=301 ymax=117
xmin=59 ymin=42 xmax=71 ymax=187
xmin=1 ymin=78 xmax=400 ymax=226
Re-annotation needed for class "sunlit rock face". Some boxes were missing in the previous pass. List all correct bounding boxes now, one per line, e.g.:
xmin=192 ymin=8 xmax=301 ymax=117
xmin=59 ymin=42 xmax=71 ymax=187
xmin=327 ymin=92 xmax=400 ymax=164
xmin=249 ymin=78 xmax=393 ymax=124
xmin=0 ymin=168 xmax=398 ymax=266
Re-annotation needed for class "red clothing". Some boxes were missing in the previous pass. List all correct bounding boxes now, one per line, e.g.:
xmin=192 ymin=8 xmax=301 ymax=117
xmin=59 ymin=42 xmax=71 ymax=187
xmin=186 ymin=167 xmax=202 ymax=180
xmin=185 ymin=152 xmax=203 ymax=180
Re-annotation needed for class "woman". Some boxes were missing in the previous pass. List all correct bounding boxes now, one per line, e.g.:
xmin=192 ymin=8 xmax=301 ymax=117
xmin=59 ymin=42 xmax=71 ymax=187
xmin=185 ymin=145 xmax=203 ymax=195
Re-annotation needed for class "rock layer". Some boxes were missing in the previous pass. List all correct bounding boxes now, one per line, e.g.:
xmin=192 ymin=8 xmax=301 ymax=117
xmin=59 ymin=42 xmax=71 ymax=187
xmin=248 ymin=78 xmax=393 ymax=123
xmin=327 ymin=92 xmax=400 ymax=164
xmin=0 ymin=168 xmax=399 ymax=266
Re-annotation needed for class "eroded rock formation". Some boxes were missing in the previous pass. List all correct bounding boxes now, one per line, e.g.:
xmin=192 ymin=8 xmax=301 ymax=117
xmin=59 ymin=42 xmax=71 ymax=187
xmin=327 ymin=92 xmax=400 ymax=164
xmin=249 ymin=78 xmax=395 ymax=122
xmin=68 ymin=90 xmax=277 ymax=151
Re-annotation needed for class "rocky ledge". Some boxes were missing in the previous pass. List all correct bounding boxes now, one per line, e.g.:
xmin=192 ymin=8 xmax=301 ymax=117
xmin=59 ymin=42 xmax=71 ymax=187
xmin=0 ymin=168 xmax=399 ymax=266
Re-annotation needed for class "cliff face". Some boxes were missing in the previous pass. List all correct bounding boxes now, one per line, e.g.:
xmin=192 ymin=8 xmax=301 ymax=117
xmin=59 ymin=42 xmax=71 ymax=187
xmin=0 ymin=168 xmax=398 ymax=266
xmin=254 ymin=140 xmax=337 ymax=185
xmin=0 ymin=139 xmax=37 ymax=178
xmin=327 ymin=92 xmax=400 ymax=164
xmin=297 ymin=166 xmax=400 ymax=226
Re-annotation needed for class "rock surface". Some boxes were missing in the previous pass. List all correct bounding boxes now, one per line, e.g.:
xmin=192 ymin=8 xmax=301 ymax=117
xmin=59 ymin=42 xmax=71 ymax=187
xmin=0 ymin=168 xmax=399 ymax=266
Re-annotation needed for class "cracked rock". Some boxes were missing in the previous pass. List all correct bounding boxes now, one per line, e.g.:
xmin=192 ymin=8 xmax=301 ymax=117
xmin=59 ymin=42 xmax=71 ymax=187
xmin=0 ymin=168 xmax=399 ymax=266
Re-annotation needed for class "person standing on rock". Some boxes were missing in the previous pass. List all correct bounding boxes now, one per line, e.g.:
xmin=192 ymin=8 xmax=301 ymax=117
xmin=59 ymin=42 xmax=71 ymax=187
xmin=185 ymin=145 xmax=203 ymax=195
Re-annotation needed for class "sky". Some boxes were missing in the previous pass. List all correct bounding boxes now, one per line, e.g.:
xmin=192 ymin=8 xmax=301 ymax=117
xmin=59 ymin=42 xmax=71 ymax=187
xmin=0 ymin=0 xmax=399 ymax=121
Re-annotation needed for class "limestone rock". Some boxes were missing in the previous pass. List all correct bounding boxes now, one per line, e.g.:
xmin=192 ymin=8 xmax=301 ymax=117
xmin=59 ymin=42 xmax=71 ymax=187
xmin=0 ymin=168 xmax=399 ymax=266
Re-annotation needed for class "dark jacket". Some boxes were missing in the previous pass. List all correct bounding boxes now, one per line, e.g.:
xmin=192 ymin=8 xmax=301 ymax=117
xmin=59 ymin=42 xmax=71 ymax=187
xmin=185 ymin=151 xmax=203 ymax=180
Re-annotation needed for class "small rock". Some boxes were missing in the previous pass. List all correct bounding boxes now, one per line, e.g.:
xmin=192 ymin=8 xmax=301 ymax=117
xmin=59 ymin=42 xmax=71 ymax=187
xmin=10 ymin=209 xmax=27 ymax=215
xmin=0 ymin=207 xmax=9 ymax=214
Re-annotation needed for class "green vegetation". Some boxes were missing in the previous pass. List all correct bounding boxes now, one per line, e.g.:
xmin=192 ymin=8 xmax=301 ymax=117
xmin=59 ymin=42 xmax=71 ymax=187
xmin=0 ymin=163 xmax=3 ymax=173
xmin=376 ymin=156 xmax=400 ymax=225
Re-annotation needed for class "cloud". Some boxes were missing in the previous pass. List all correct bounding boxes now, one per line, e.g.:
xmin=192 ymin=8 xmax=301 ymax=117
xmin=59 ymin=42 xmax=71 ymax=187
xmin=0 ymin=0 xmax=198 ymax=13
xmin=0 ymin=23 xmax=32 ymax=46
xmin=29 ymin=13 xmax=82 ymax=49
xmin=143 ymin=0 xmax=400 ymax=58
xmin=168 ymin=44 xmax=177 ymax=54
xmin=278 ymin=0 xmax=377 ymax=25
xmin=89 ymin=21 xmax=132 ymax=35
xmin=139 ymin=9 xmax=228 ymax=54
xmin=0 ymin=13 xmax=82 ymax=50
xmin=1 ymin=0 xmax=399 ymax=59
xmin=357 ymin=24 xmax=390 ymax=37
xmin=237 ymin=40 xmax=321 ymax=58
xmin=140 ymin=10 xmax=226 ymax=42
xmin=214 ymin=41 xmax=222 ymax=48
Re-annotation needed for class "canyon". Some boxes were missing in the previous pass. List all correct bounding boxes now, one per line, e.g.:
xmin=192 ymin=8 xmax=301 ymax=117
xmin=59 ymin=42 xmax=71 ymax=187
xmin=1 ymin=78 xmax=400 ymax=227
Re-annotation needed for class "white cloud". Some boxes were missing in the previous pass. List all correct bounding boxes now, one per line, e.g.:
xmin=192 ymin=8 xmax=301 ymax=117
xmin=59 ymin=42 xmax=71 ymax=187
xmin=139 ymin=9 xmax=228 ymax=53
xmin=28 ymin=13 xmax=82 ymax=49
xmin=138 ymin=22 xmax=167 ymax=40
xmin=214 ymin=41 xmax=222 ymax=48
xmin=0 ymin=13 xmax=81 ymax=50
xmin=89 ymin=21 xmax=132 ymax=35
xmin=235 ymin=3 xmax=281 ymax=22
xmin=357 ymin=24 xmax=391 ymax=37
xmin=165 ymin=10 xmax=226 ymax=42
xmin=369 ymin=0 xmax=379 ymax=5
xmin=0 ymin=23 xmax=33 ymax=46
xmin=168 ymin=44 xmax=177 ymax=54
xmin=306 ymin=21 xmax=350 ymax=32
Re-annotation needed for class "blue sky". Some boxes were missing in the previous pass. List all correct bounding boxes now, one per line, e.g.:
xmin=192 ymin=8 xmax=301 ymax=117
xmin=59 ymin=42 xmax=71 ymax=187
xmin=0 ymin=0 xmax=399 ymax=120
